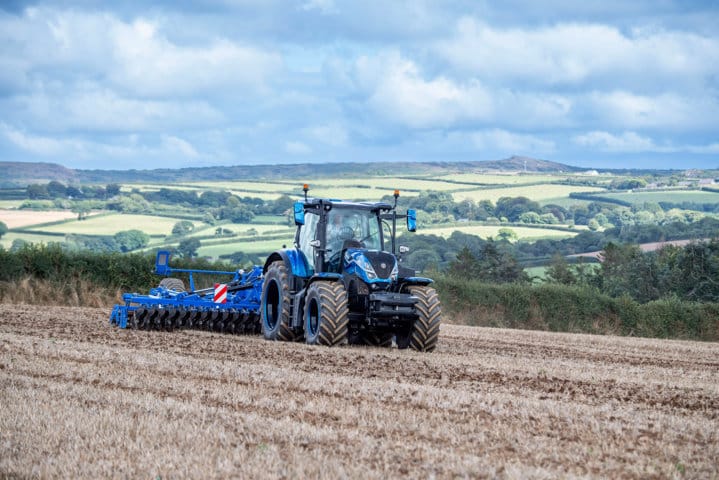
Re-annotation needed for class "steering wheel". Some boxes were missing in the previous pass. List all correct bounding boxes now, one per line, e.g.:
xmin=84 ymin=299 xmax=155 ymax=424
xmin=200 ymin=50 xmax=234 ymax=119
xmin=337 ymin=226 xmax=355 ymax=240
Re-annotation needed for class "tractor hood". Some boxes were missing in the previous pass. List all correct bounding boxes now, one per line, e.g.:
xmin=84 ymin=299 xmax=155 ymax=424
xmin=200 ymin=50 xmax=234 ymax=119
xmin=343 ymin=249 xmax=398 ymax=284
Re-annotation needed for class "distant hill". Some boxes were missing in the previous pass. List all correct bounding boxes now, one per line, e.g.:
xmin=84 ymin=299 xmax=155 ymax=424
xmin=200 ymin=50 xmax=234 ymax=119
xmin=471 ymin=156 xmax=581 ymax=173
xmin=0 ymin=156 xmax=583 ymax=187
xmin=0 ymin=162 xmax=79 ymax=188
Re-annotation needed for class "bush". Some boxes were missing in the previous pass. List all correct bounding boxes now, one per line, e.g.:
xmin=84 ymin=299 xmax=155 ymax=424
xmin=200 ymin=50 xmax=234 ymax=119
xmin=435 ymin=276 xmax=719 ymax=341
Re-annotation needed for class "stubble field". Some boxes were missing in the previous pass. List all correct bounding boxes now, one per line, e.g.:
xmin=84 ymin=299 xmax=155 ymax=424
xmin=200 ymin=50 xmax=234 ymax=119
xmin=1 ymin=303 xmax=718 ymax=479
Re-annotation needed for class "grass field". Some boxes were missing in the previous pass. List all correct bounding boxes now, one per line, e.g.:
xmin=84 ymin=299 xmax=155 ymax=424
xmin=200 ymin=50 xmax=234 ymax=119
xmin=197 ymin=237 xmax=292 ymax=257
xmin=422 ymin=224 xmax=579 ymax=240
xmin=125 ymin=183 xmax=290 ymax=201
xmin=453 ymin=185 xmax=606 ymax=203
xmin=537 ymin=196 xmax=594 ymax=207
xmin=6 ymin=173 xmax=714 ymax=257
xmin=0 ymin=231 xmax=65 ymax=249
xmin=22 ymin=213 xmax=182 ymax=236
xmin=2 ymin=304 xmax=717 ymax=478
xmin=307 ymin=177 xmax=461 ymax=192
xmin=600 ymin=190 xmax=719 ymax=205
xmin=436 ymin=173 xmax=592 ymax=184
xmin=183 ymin=181 xmax=297 ymax=192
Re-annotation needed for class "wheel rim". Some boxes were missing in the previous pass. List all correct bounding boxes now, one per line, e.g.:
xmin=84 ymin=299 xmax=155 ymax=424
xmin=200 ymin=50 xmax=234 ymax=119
xmin=264 ymin=279 xmax=280 ymax=330
xmin=307 ymin=297 xmax=320 ymax=337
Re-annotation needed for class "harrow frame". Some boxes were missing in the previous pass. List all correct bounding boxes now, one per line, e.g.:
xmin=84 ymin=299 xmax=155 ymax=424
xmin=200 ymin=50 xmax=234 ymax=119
xmin=110 ymin=250 xmax=264 ymax=333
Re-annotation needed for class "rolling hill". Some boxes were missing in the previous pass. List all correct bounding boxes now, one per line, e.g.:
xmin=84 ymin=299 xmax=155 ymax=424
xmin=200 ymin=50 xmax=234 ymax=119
xmin=1 ymin=156 xmax=582 ymax=187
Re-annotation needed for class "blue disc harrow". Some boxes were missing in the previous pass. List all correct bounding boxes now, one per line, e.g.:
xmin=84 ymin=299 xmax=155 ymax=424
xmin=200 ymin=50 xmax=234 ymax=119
xmin=110 ymin=251 xmax=264 ymax=334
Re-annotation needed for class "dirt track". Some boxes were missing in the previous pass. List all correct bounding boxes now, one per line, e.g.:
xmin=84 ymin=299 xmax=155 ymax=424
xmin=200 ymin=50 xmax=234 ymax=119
xmin=1 ymin=304 xmax=718 ymax=479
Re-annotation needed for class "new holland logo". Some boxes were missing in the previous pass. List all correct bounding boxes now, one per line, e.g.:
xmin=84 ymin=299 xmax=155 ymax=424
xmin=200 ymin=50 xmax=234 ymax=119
xmin=380 ymin=262 xmax=387 ymax=269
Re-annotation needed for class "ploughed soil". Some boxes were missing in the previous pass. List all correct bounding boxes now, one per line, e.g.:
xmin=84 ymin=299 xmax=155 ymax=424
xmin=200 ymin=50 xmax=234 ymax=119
xmin=1 ymin=304 xmax=718 ymax=479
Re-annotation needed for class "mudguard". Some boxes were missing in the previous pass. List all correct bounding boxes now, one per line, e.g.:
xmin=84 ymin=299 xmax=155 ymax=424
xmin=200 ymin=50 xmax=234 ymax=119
xmin=264 ymin=249 xmax=313 ymax=279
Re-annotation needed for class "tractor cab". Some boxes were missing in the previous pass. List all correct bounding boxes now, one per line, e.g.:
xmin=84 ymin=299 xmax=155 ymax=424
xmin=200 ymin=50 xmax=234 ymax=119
xmin=297 ymin=203 xmax=387 ymax=274
xmin=293 ymin=187 xmax=416 ymax=277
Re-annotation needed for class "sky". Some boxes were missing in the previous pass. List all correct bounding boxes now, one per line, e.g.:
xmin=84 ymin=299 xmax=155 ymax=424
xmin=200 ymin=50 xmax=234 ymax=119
xmin=0 ymin=1 xmax=718 ymax=171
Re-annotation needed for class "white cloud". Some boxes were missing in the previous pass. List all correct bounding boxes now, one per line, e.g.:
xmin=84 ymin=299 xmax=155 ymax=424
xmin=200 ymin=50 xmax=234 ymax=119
xmin=436 ymin=18 xmax=719 ymax=89
xmin=109 ymin=18 xmax=282 ymax=97
xmin=1 ymin=3 xmax=717 ymax=169
xmin=573 ymin=130 xmax=719 ymax=154
xmin=161 ymin=135 xmax=199 ymax=158
xmin=0 ymin=8 xmax=282 ymax=98
xmin=303 ymin=123 xmax=349 ymax=147
xmin=573 ymin=131 xmax=655 ymax=152
xmin=10 ymin=85 xmax=223 ymax=132
xmin=582 ymin=91 xmax=719 ymax=130
xmin=285 ymin=141 xmax=312 ymax=155
xmin=349 ymin=51 xmax=492 ymax=128
xmin=343 ymin=51 xmax=575 ymax=130
xmin=1 ymin=123 xmax=81 ymax=155
xmin=1 ymin=123 xmax=204 ymax=166
xmin=466 ymin=129 xmax=556 ymax=154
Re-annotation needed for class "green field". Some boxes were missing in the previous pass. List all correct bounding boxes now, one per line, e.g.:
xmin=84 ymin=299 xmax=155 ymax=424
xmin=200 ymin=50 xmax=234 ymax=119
xmin=5 ymin=171 xmax=715 ymax=261
xmin=538 ymin=197 xmax=594 ymax=208
xmin=23 ymin=214 xmax=182 ymax=236
xmin=124 ymin=183 xmax=290 ymax=201
xmin=453 ymin=185 xmax=606 ymax=204
xmin=421 ymin=224 xmax=579 ymax=241
xmin=436 ymin=173 xmax=576 ymax=185
xmin=197 ymin=237 xmax=293 ymax=258
xmin=187 ymin=223 xmax=294 ymax=239
xmin=183 ymin=181 xmax=296 ymax=192
xmin=599 ymin=190 xmax=719 ymax=205
xmin=307 ymin=177 xmax=459 ymax=192
xmin=0 ymin=231 xmax=64 ymax=249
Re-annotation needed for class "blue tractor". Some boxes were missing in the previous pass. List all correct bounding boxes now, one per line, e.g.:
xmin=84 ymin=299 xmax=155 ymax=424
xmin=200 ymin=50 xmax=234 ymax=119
xmin=260 ymin=186 xmax=441 ymax=351
xmin=110 ymin=186 xmax=441 ymax=352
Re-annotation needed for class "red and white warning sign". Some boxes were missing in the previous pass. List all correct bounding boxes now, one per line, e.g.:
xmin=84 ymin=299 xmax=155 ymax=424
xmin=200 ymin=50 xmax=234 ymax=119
xmin=213 ymin=283 xmax=227 ymax=303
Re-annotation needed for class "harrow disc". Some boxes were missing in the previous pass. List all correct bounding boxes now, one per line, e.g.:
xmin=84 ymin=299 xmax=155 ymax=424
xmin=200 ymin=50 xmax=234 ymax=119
xmin=147 ymin=308 xmax=160 ymax=330
xmin=167 ymin=308 xmax=180 ymax=330
xmin=159 ymin=309 xmax=171 ymax=331
xmin=177 ymin=310 xmax=192 ymax=328
xmin=134 ymin=307 xmax=148 ymax=330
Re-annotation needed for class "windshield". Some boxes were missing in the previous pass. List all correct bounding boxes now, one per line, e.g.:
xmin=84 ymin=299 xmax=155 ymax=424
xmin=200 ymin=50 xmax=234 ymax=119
xmin=326 ymin=207 xmax=382 ymax=255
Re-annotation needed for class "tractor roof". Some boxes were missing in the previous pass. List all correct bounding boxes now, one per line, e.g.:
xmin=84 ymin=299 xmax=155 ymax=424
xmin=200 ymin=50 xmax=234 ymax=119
xmin=305 ymin=198 xmax=393 ymax=211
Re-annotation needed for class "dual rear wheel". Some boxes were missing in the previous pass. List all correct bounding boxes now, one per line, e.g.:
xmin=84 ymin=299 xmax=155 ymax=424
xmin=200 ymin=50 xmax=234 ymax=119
xmin=261 ymin=261 xmax=350 ymax=346
xmin=261 ymin=261 xmax=440 ymax=351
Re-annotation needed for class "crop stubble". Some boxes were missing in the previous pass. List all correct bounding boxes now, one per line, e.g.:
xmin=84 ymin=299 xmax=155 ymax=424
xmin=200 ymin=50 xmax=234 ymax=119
xmin=1 ymin=304 xmax=717 ymax=479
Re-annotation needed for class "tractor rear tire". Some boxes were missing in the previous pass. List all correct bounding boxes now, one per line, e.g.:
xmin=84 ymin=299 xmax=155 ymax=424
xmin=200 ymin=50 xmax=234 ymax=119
xmin=304 ymin=281 xmax=349 ymax=346
xmin=159 ymin=277 xmax=186 ymax=292
xmin=406 ymin=286 xmax=441 ymax=352
xmin=261 ymin=261 xmax=298 ymax=341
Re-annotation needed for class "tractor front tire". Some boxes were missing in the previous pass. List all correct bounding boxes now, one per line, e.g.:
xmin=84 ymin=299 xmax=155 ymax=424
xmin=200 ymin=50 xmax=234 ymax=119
xmin=304 ymin=281 xmax=349 ymax=346
xmin=406 ymin=286 xmax=441 ymax=352
xmin=261 ymin=261 xmax=298 ymax=341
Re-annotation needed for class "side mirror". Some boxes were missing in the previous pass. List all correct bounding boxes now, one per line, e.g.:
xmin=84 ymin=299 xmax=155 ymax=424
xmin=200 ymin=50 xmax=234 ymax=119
xmin=294 ymin=202 xmax=305 ymax=226
xmin=406 ymin=209 xmax=417 ymax=232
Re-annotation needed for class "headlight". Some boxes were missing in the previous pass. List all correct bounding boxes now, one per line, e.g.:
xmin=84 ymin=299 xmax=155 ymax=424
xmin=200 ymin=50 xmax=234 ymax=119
xmin=390 ymin=261 xmax=398 ymax=281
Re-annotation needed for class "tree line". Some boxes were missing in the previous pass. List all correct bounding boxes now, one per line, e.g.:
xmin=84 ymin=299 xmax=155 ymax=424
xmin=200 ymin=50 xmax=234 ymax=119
xmin=19 ymin=180 xmax=719 ymax=230
xmin=398 ymin=223 xmax=719 ymax=305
